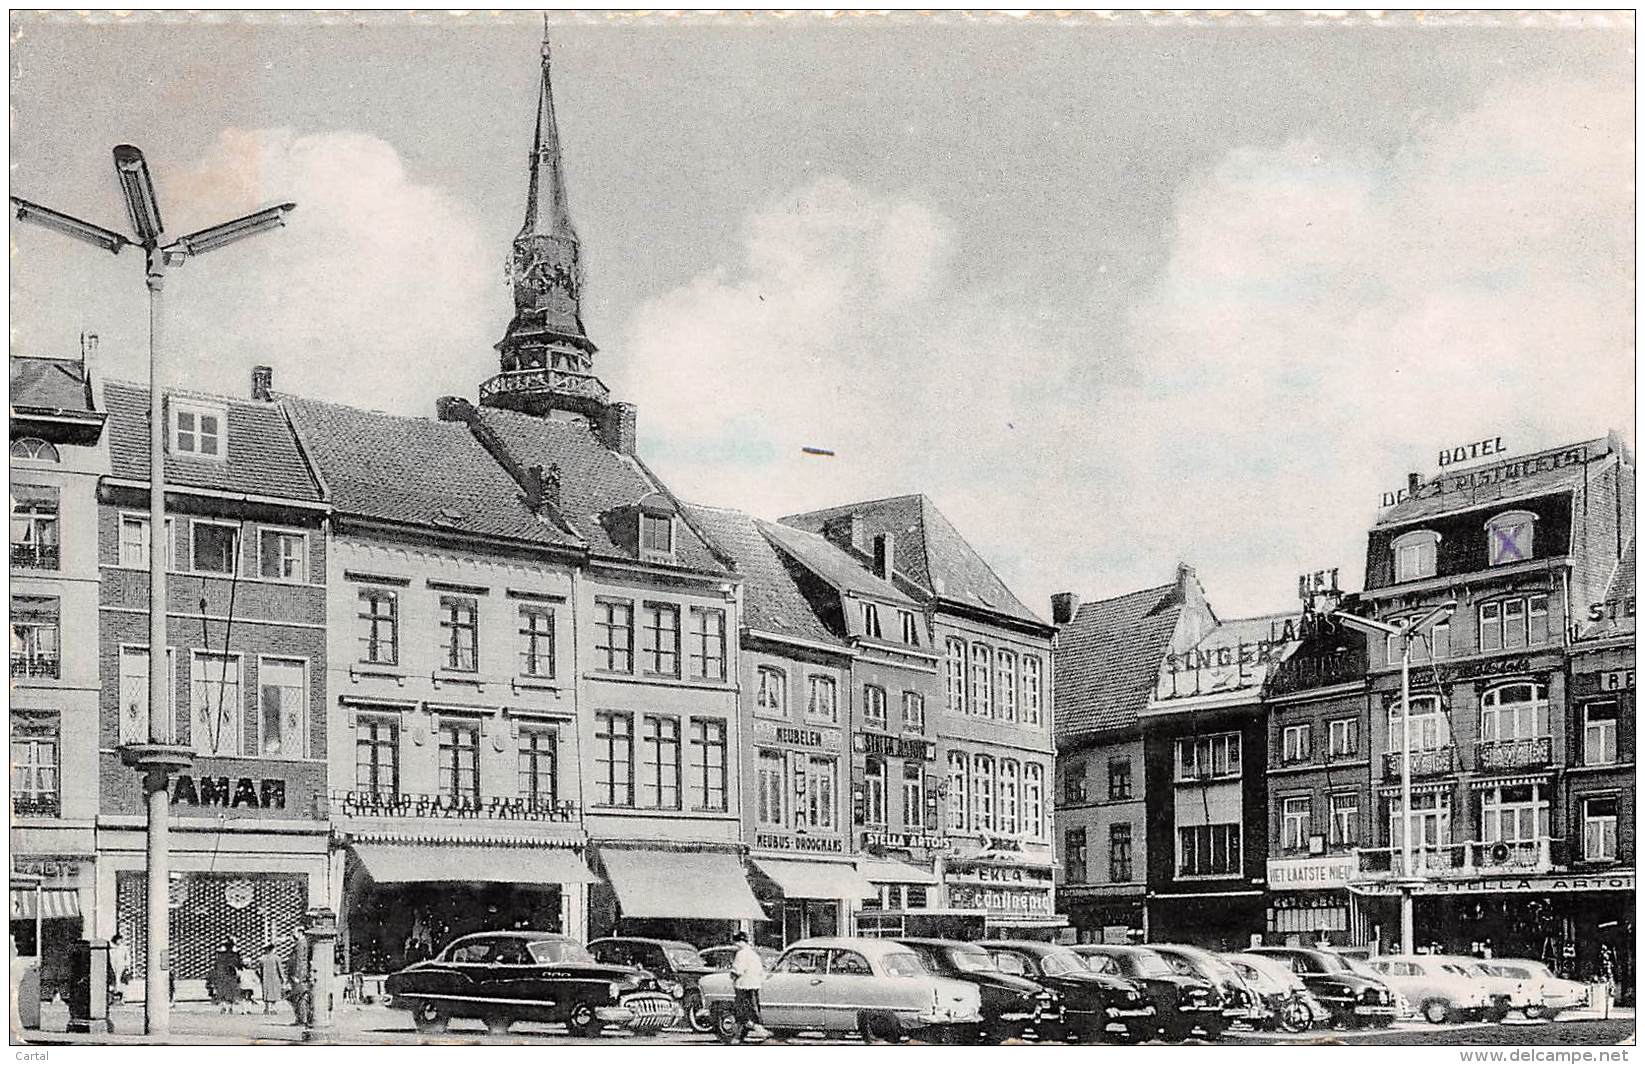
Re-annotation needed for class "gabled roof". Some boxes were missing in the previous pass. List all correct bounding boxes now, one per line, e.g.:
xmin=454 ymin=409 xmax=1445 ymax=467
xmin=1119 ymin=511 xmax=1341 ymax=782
xmin=1150 ymin=612 xmax=1298 ymax=705
xmin=468 ymin=406 xmax=727 ymax=573
xmin=282 ymin=395 xmax=574 ymax=547
xmin=1054 ymin=582 xmax=1183 ymax=740
xmin=1376 ymin=437 xmax=1614 ymax=527
xmin=1581 ymin=538 xmax=1636 ymax=641
xmin=758 ymin=519 xmax=917 ymax=606
xmin=11 ymin=357 xmax=96 ymax=414
xmin=103 ymin=381 xmax=323 ymax=504
xmin=682 ymin=504 xmax=846 ymax=649
xmin=780 ymin=493 xmax=1043 ymax=625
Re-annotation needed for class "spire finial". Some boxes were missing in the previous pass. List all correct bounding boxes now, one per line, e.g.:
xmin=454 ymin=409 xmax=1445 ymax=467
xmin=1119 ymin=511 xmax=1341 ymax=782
xmin=541 ymin=13 xmax=551 ymax=63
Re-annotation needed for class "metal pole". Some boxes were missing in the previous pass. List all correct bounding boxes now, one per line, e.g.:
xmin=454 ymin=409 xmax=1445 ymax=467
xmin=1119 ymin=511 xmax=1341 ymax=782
xmin=143 ymin=253 xmax=171 ymax=1037
xmin=1399 ymin=634 xmax=1414 ymax=956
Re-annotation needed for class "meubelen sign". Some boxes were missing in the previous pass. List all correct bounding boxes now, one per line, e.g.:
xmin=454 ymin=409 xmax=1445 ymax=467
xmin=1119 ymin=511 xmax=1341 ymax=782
xmin=1267 ymin=856 xmax=1358 ymax=890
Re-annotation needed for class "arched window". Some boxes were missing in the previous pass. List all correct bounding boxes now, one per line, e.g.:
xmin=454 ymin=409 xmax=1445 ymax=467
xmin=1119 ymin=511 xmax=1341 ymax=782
xmin=997 ymin=650 xmax=1018 ymax=723
xmin=947 ymin=751 xmax=969 ymax=832
xmin=1485 ymin=511 xmax=1536 ymax=567
xmin=972 ymin=755 xmax=995 ymax=831
xmin=1391 ymin=529 xmax=1439 ymax=582
xmin=998 ymin=760 xmax=1019 ymax=834
xmin=9 ymin=438 xmax=60 ymax=463
xmin=1387 ymin=695 xmax=1447 ymax=751
xmin=944 ymin=638 xmax=967 ymax=715
xmin=970 ymin=643 xmax=993 ymax=717
xmin=1480 ymin=682 xmax=1549 ymax=743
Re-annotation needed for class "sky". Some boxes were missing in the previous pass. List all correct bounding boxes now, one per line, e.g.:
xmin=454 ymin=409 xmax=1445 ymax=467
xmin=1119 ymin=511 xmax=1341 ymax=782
xmin=9 ymin=11 xmax=1635 ymax=618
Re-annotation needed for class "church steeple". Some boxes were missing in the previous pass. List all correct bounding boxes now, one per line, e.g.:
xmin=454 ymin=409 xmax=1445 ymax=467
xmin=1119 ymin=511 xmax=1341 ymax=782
xmin=484 ymin=19 xmax=609 ymax=419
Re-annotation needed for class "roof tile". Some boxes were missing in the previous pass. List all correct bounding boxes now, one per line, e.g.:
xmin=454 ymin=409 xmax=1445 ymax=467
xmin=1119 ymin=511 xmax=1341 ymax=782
xmin=1054 ymin=583 xmax=1182 ymax=740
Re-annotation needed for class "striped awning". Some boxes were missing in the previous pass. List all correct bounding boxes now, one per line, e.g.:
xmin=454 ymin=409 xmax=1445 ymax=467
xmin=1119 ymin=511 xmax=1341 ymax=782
xmin=11 ymin=889 xmax=80 ymax=920
xmin=1376 ymin=780 xmax=1454 ymax=797
xmin=1468 ymin=773 xmax=1553 ymax=791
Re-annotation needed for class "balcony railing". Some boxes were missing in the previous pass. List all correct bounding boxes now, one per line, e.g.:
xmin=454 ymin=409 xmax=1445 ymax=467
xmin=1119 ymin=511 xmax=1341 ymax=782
xmin=1381 ymin=748 xmax=1454 ymax=778
xmin=13 ymin=794 xmax=60 ymax=818
xmin=10 ymin=652 xmax=60 ymax=679
xmin=1356 ymin=837 xmax=1556 ymax=878
xmin=1475 ymin=736 xmax=1553 ymax=772
xmin=479 ymin=367 xmax=610 ymax=405
xmin=10 ymin=542 xmax=59 ymax=570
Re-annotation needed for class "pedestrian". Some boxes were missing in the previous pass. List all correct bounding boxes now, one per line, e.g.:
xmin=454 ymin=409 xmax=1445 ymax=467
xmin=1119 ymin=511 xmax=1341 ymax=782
xmin=209 ymin=938 xmax=245 ymax=1013
xmin=258 ymin=943 xmax=285 ymax=1015
xmin=729 ymin=931 xmax=769 ymax=1040
xmin=288 ymin=928 xmax=313 ymax=1027
xmin=106 ymin=933 xmax=131 ymax=1005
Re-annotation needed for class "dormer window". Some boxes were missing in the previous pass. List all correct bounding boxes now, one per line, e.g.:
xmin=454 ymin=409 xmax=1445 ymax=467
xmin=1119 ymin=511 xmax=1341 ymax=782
xmin=1485 ymin=511 xmax=1536 ymax=567
xmin=638 ymin=508 xmax=674 ymax=563
xmin=171 ymin=400 xmax=226 ymax=459
xmin=1392 ymin=529 xmax=1439 ymax=582
xmin=861 ymin=602 xmax=882 ymax=639
xmin=898 ymin=609 xmax=920 ymax=646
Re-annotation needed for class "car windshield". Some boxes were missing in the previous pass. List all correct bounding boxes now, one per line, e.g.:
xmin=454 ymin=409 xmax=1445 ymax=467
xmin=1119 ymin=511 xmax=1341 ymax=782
xmin=1085 ymin=955 xmax=1123 ymax=977
xmin=1308 ymin=953 xmax=1349 ymax=973
xmin=663 ymin=945 xmax=706 ymax=969
xmin=949 ymin=949 xmax=998 ymax=974
xmin=1162 ymin=955 xmax=1198 ymax=977
xmin=1482 ymin=964 xmax=1531 ymax=979
xmin=527 ymin=939 xmax=595 ymax=964
xmin=882 ymin=952 xmax=927 ymax=979
xmin=1129 ymin=950 xmax=1174 ymax=978
xmin=1039 ymin=950 xmax=1085 ymax=977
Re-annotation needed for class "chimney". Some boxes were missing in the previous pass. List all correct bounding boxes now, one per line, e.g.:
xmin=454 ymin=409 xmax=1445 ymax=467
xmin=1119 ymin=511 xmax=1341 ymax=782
xmin=1177 ymin=562 xmax=1196 ymax=585
xmin=598 ymin=401 xmax=638 ymax=455
xmin=80 ymin=332 xmax=98 ymax=363
xmin=1408 ymin=472 xmax=1421 ymax=494
xmin=822 ymin=514 xmax=864 ymax=553
xmin=251 ymin=365 xmax=273 ymax=402
xmin=1051 ymin=592 xmax=1079 ymax=625
xmin=873 ymin=533 xmax=895 ymax=580
xmin=435 ymin=395 xmax=476 ymax=423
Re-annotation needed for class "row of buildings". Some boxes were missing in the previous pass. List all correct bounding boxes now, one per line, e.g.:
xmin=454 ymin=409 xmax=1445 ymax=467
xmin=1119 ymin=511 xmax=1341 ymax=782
xmin=8 ymin=30 xmax=1057 ymax=996
xmin=1053 ymin=434 xmax=1635 ymax=991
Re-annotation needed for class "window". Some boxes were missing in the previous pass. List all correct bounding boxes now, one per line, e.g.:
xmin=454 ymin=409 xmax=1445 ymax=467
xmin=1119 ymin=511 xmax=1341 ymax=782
xmin=1282 ymin=724 xmax=1312 ymax=764
xmin=258 ymin=529 xmax=306 ymax=581
xmin=972 ymin=755 xmax=995 ymax=831
xmin=902 ymin=762 xmax=924 ymax=829
xmin=898 ymin=610 xmax=920 ymax=646
xmin=190 ymin=652 xmax=243 ymax=756
xmin=641 ymin=601 xmax=680 ymax=676
xmin=191 ymin=521 xmax=240 ymax=575
xmin=996 ymin=650 xmax=1018 ymax=723
xmin=1281 ymin=796 xmax=1311 ymax=852
xmin=171 ymin=401 xmax=225 ymax=457
xmin=970 ymin=644 xmax=993 ymax=717
xmin=863 ymin=685 xmax=887 ymax=728
xmin=1392 ymin=530 xmax=1439 ymax=582
xmin=1387 ymin=696 xmax=1448 ymax=751
xmin=518 ymin=727 xmax=557 ymax=809
xmin=10 ymin=716 xmax=58 ymax=817
xmin=1109 ymin=823 xmax=1133 ymax=882
xmin=807 ymin=675 xmax=838 ymax=723
xmin=900 ymin=691 xmax=924 ymax=732
xmin=757 ymin=749 xmax=786 ymax=826
xmin=1328 ymin=718 xmax=1360 ymax=759
xmin=438 ymin=719 xmax=480 ymax=802
xmin=119 ymin=515 xmax=174 ymax=569
xmin=1022 ymin=656 xmax=1043 ymax=725
xmin=10 ymin=486 xmax=59 ymax=570
xmin=688 ymin=719 xmax=727 ymax=812
xmin=257 ymin=657 xmax=306 ymax=759
xmin=1177 ymin=823 xmax=1242 ymax=877
xmin=947 ymin=751 xmax=969 ymax=832
xmin=688 ymin=607 xmax=726 ymax=680
xmin=1486 ymin=511 xmax=1536 ymax=566
xmin=358 ymin=588 xmax=399 ymax=666
xmin=1065 ymin=828 xmax=1088 ymax=883
xmin=802 ymin=755 xmax=836 ymax=829
xmin=118 ymin=646 xmax=176 ymax=745
xmin=438 ymin=595 xmax=479 ymax=672
xmin=1023 ymin=763 xmax=1044 ymax=838
xmin=1584 ymin=703 xmax=1619 ymax=766
xmin=10 ymin=438 xmax=59 ymax=463
xmin=594 ymin=598 xmax=634 ymax=672
xmin=1107 ymin=758 xmax=1132 ymax=800
xmin=755 ymin=667 xmax=787 ymax=719
xmin=998 ymin=760 xmax=1019 ymax=834
xmin=9 ymin=596 xmax=59 ymax=678
xmin=944 ymin=638 xmax=967 ymax=714
xmin=640 ymin=512 xmax=674 ymax=557
xmin=831 ymin=951 xmax=873 ymax=977
xmin=1480 ymin=784 xmax=1548 ymax=844
xmin=355 ymin=716 xmax=399 ymax=797
xmin=518 ymin=606 xmax=556 ymax=678
xmin=1479 ymin=594 xmax=1550 ymax=652
xmin=1063 ymin=759 xmax=1087 ymax=804
xmin=865 ymin=757 xmax=887 ymax=826
xmin=1175 ymin=733 xmax=1241 ymax=781
xmin=1479 ymin=682 xmax=1549 ymax=743
xmin=1329 ymin=792 xmax=1359 ymax=848
xmin=594 ymin=712 xmax=634 ymax=806
xmin=1583 ymin=797 xmax=1619 ymax=862
xmin=640 ymin=715 xmax=681 ymax=809
xmin=1388 ymin=792 xmax=1451 ymax=850
xmin=861 ymin=603 xmax=882 ymax=639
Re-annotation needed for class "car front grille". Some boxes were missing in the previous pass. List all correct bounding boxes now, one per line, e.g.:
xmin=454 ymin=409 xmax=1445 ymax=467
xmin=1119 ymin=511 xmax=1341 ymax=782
xmin=621 ymin=992 xmax=678 ymax=1030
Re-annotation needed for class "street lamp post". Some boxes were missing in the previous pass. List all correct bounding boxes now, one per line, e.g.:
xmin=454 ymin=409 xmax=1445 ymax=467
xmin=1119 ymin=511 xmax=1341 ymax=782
xmin=12 ymin=150 xmax=294 ymax=1037
xmin=1331 ymin=600 xmax=1456 ymax=955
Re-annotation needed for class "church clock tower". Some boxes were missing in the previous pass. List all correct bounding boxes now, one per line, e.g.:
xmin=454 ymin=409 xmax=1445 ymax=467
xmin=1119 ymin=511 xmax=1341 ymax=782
xmin=482 ymin=21 xmax=610 ymax=420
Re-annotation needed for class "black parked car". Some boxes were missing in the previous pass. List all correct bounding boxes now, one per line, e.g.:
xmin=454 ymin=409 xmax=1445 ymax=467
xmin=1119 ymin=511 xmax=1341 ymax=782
xmin=896 ymin=938 xmax=1064 ymax=1044
xmin=979 ymin=939 xmax=1155 ymax=1043
xmin=384 ymin=931 xmax=680 ymax=1037
xmin=1070 ymin=944 xmax=1223 ymax=1041
xmin=1244 ymin=947 xmax=1397 ymax=1028
xmin=588 ymin=936 xmax=716 ymax=1033
xmin=1150 ymin=944 xmax=1263 ymax=1034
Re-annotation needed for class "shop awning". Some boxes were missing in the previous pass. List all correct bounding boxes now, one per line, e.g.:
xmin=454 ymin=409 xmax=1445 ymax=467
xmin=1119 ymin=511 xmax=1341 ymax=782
xmin=600 ymin=848 xmax=767 ymax=921
xmin=857 ymin=857 xmax=940 ymax=886
xmin=987 ymin=915 xmax=1071 ymax=929
xmin=351 ymin=844 xmax=596 ymax=885
xmin=753 ymin=858 xmax=876 ymax=901
xmin=10 ymin=889 xmax=79 ymax=920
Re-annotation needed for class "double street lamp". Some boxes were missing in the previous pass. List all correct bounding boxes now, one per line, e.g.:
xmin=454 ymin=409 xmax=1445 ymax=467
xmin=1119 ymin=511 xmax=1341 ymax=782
xmin=1329 ymin=599 xmax=1456 ymax=956
xmin=12 ymin=147 xmax=294 ymax=1037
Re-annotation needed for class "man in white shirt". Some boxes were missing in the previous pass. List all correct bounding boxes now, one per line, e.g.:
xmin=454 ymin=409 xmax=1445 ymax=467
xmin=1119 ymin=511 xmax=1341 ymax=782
xmin=729 ymin=931 xmax=769 ymax=1039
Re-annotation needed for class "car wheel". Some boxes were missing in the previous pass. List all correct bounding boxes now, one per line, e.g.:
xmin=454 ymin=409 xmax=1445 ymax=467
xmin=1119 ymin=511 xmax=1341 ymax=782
xmin=1521 ymin=1003 xmax=1545 ymax=1020
xmin=712 ymin=1006 xmax=746 ymax=1045
xmin=483 ymin=1013 xmax=512 ymax=1034
xmin=1279 ymin=1001 xmax=1312 ymax=1033
xmin=566 ymin=1001 xmax=603 ymax=1040
xmin=1486 ymin=1004 xmax=1510 ymax=1023
xmin=1422 ymin=999 xmax=1451 ymax=1025
xmin=1200 ymin=1017 xmax=1227 ymax=1041
xmin=684 ymin=993 xmax=713 ymax=1034
xmin=410 ymin=1001 xmax=448 ymax=1033
xmin=858 ymin=1011 xmax=902 ymax=1044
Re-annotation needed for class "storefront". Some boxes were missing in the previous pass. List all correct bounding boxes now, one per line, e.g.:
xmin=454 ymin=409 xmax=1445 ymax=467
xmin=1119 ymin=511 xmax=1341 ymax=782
xmin=1062 ymin=889 xmax=1147 ymax=945
xmin=944 ymin=857 xmax=1065 ymax=940
xmin=855 ymin=851 xmax=950 ymax=937
xmin=588 ymin=843 xmax=767 ymax=947
xmin=746 ymin=850 xmax=873 ymax=947
xmin=1265 ymin=855 xmax=1366 ymax=947
xmin=11 ymin=858 xmax=90 ymax=999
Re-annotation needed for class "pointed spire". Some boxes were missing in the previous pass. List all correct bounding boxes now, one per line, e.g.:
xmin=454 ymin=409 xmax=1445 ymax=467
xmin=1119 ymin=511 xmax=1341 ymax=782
xmin=520 ymin=15 xmax=577 ymax=245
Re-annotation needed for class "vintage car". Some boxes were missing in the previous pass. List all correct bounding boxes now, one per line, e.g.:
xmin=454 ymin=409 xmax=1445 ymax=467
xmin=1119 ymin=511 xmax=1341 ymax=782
xmin=1071 ymin=944 xmax=1222 ymax=1041
xmin=697 ymin=936 xmax=982 ymax=1043
xmin=1151 ymin=944 xmax=1262 ymax=1033
xmin=588 ymin=936 xmax=716 ymax=1033
xmin=980 ymin=939 xmax=1155 ymax=1043
xmin=700 ymin=943 xmax=782 ymax=972
xmin=896 ymin=938 xmax=1064 ymax=1044
xmin=1361 ymin=954 xmax=1492 ymax=1023
xmin=1429 ymin=955 xmax=1530 ymax=1019
xmin=1243 ymin=947 xmax=1397 ymax=1028
xmin=1220 ymin=952 xmax=1321 ymax=1032
xmin=383 ymin=931 xmax=680 ymax=1037
xmin=1479 ymin=959 xmax=1589 ymax=1019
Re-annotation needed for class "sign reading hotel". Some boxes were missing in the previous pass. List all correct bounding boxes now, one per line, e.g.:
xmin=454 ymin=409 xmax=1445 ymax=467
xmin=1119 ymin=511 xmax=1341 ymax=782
xmin=1381 ymin=441 xmax=1587 ymax=508
xmin=1267 ymin=856 xmax=1357 ymax=890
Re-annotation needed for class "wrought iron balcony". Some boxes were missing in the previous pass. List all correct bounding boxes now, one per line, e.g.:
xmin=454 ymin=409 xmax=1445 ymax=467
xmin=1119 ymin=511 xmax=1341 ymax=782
xmin=1475 ymin=736 xmax=1553 ymax=772
xmin=10 ymin=542 xmax=59 ymax=570
xmin=12 ymin=794 xmax=59 ymax=818
xmin=1355 ymin=837 xmax=1556 ymax=879
xmin=1381 ymin=748 xmax=1454 ymax=778
xmin=10 ymin=652 xmax=60 ymax=679
xmin=479 ymin=367 xmax=610 ymax=405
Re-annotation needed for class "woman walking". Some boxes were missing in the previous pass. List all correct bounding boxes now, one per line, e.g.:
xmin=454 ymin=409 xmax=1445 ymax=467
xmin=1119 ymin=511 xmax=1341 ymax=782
xmin=258 ymin=943 xmax=285 ymax=1014
xmin=208 ymin=938 xmax=245 ymax=1013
